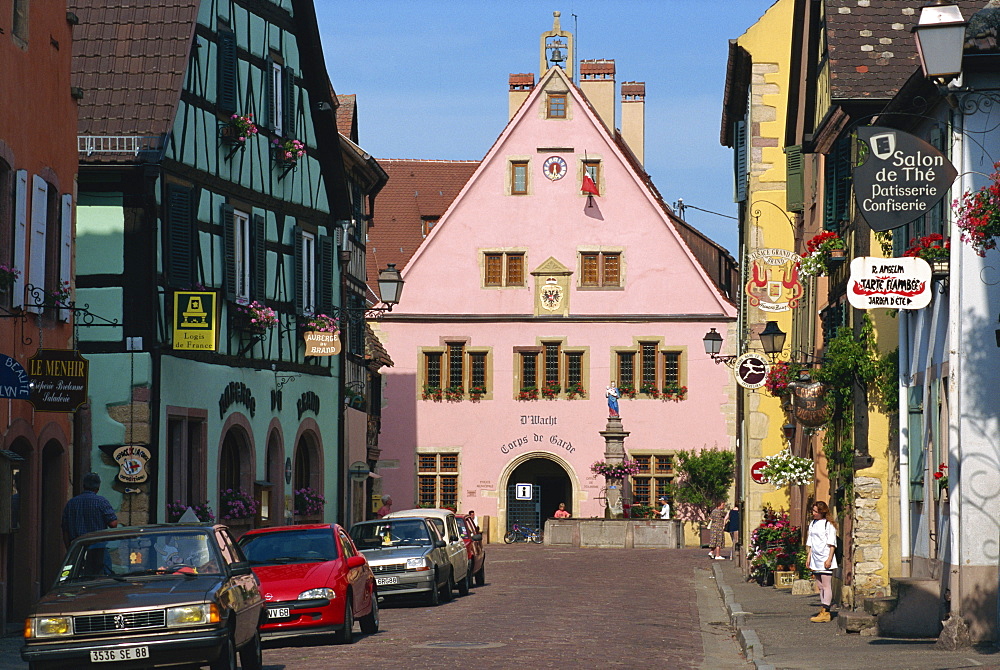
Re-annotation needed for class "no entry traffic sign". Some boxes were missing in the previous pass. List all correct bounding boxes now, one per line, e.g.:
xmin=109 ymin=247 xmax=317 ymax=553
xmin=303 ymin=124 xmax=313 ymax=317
xmin=750 ymin=460 xmax=769 ymax=485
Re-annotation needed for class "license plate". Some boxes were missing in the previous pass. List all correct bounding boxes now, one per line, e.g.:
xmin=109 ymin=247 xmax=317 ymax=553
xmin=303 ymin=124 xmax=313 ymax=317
xmin=267 ymin=607 xmax=290 ymax=618
xmin=375 ymin=576 xmax=398 ymax=586
xmin=89 ymin=646 xmax=149 ymax=663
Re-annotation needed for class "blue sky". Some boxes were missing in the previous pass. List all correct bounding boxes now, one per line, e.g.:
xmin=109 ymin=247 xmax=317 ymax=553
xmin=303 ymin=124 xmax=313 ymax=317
xmin=316 ymin=1 xmax=778 ymax=255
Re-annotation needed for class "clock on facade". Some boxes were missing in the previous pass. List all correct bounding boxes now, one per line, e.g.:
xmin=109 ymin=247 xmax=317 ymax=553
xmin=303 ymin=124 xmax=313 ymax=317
xmin=542 ymin=156 xmax=567 ymax=181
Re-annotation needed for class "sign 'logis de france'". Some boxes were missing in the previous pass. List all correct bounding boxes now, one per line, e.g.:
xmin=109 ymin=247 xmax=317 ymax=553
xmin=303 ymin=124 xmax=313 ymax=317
xmin=853 ymin=126 xmax=957 ymax=232
xmin=848 ymin=256 xmax=932 ymax=310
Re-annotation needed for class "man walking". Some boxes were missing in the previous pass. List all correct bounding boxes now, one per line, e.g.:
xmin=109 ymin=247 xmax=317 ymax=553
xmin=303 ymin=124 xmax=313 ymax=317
xmin=62 ymin=472 xmax=118 ymax=546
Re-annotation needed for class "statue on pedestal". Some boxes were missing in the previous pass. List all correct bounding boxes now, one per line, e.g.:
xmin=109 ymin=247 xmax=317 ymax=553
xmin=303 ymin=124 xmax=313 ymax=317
xmin=606 ymin=382 xmax=620 ymax=418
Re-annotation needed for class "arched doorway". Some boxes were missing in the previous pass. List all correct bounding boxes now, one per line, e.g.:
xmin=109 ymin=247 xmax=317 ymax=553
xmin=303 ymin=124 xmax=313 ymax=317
xmin=505 ymin=457 xmax=572 ymax=531
xmin=6 ymin=437 xmax=32 ymax=623
xmin=40 ymin=440 xmax=65 ymax=589
xmin=293 ymin=432 xmax=322 ymax=517
xmin=265 ymin=430 xmax=284 ymax=526
xmin=219 ymin=425 xmax=253 ymax=525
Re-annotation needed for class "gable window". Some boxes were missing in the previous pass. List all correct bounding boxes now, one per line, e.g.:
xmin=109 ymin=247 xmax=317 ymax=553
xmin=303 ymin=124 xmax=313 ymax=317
xmin=580 ymin=251 xmax=621 ymax=287
xmin=511 ymin=161 xmax=529 ymax=195
xmin=547 ymin=93 xmax=567 ymax=119
xmin=484 ymin=251 xmax=524 ymax=287
xmin=616 ymin=342 xmax=685 ymax=396
xmin=418 ymin=453 xmax=458 ymax=509
xmin=421 ymin=216 xmax=439 ymax=238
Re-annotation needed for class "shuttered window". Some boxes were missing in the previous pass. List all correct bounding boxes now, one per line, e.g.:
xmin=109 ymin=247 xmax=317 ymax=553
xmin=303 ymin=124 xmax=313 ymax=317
xmin=483 ymin=251 xmax=524 ymax=287
xmin=283 ymin=66 xmax=296 ymax=137
xmin=485 ymin=253 xmax=502 ymax=286
xmin=580 ymin=252 xmax=620 ymax=287
xmin=216 ymin=29 xmax=237 ymax=114
xmin=786 ymin=145 xmax=804 ymax=212
xmin=733 ymin=120 xmax=748 ymax=203
xmin=824 ymin=135 xmax=852 ymax=231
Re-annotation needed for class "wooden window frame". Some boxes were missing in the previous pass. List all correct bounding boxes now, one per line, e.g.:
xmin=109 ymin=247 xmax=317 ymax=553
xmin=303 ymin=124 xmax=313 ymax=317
xmin=233 ymin=208 xmax=251 ymax=301
xmin=417 ymin=452 xmax=460 ymax=508
xmin=166 ymin=407 xmax=208 ymax=510
xmin=510 ymin=161 xmax=529 ymax=195
xmin=629 ymin=452 xmax=676 ymax=505
xmin=423 ymin=351 xmax=443 ymax=391
xmin=547 ymin=93 xmax=567 ymax=119
xmin=578 ymin=251 xmax=621 ymax=288
xmin=615 ymin=343 xmax=684 ymax=396
xmin=483 ymin=251 xmax=525 ymax=287
xmin=583 ymin=160 xmax=601 ymax=193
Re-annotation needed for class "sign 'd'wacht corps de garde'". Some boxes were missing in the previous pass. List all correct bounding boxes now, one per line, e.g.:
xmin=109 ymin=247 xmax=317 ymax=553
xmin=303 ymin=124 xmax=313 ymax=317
xmin=853 ymin=126 xmax=958 ymax=232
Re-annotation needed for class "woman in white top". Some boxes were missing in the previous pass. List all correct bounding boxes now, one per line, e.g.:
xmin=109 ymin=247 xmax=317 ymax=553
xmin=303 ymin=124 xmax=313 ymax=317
xmin=807 ymin=501 xmax=838 ymax=623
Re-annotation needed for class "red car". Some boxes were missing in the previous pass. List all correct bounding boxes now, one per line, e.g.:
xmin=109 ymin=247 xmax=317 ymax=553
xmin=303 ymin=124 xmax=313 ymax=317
xmin=238 ymin=524 xmax=378 ymax=644
xmin=456 ymin=514 xmax=486 ymax=586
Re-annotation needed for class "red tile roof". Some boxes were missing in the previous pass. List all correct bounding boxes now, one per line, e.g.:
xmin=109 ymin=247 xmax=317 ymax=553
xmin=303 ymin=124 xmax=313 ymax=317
xmin=71 ymin=0 xmax=199 ymax=160
xmin=336 ymin=94 xmax=357 ymax=142
xmin=366 ymin=159 xmax=479 ymax=299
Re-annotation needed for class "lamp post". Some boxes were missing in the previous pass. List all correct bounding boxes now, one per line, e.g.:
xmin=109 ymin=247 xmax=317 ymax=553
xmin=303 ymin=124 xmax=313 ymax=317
xmin=912 ymin=1 xmax=966 ymax=83
xmin=703 ymin=327 xmax=738 ymax=367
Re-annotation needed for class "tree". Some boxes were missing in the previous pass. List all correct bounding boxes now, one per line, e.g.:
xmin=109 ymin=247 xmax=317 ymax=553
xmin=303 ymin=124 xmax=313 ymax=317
xmin=670 ymin=447 xmax=735 ymax=522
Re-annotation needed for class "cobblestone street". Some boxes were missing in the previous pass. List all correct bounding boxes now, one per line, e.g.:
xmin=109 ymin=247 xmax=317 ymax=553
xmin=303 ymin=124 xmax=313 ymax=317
xmin=260 ymin=544 xmax=747 ymax=669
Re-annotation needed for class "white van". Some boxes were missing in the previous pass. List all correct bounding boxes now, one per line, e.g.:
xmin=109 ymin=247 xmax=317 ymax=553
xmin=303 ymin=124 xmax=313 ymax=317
xmin=384 ymin=509 xmax=471 ymax=596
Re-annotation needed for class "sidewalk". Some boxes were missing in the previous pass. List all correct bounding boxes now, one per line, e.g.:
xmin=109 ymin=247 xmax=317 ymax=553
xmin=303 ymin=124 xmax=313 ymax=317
xmin=711 ymin=556 xmax=1000 ymax=670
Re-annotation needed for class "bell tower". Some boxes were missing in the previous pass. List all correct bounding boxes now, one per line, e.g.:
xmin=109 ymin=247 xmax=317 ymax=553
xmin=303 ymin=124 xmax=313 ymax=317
xmin=539 ymin=11 xmax=573 ymax=79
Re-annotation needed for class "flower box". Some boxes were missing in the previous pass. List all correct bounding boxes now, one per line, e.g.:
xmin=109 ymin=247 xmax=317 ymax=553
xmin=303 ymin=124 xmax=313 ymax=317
xmin=799 ymin=232 xmax=847 ymax=278
xmin=468 ymin=385 xmax=487 ymax=401
xmin=566 ymin=382 xmax=586 ymax=399
xmin=518 ymin=387 xmax=539 ymax=401
xmin=661 ymin=384 xmax=688 ymax=401
xmin=639 ymin=383 xmax=660 ymax=399
xmin=444 ymin=386 xmax=464 ymax=402
xmin=233 ymin=300 xmax=278 ymax=336
xmin=618 ymin=384 xmax=636 ymax=399
xmin=422 ymin=386 xmax=443 ymax=402
xmin=540 ymin=381 xmax=561 ymax=399
xmin=273 ymin=138 xmax=306 ymax=168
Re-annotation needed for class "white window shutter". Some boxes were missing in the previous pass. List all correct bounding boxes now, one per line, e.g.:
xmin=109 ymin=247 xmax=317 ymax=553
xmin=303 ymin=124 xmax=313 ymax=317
xmin=28 ymin=175 xmax=48 ymax=314
xmin=12 ymin=170 xmax=28 ymax=309
xmin=60 ymin=193 xmax=73 ymax=321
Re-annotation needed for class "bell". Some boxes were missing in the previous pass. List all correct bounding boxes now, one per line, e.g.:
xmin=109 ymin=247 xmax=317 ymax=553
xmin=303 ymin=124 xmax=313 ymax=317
xmin=549 ymin=46 xmax=565 ymax=64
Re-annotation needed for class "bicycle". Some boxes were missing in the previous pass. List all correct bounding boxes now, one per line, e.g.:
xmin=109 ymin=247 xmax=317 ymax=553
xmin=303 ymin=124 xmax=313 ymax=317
xmin=504 ymin=523 xmax=543 ymax=544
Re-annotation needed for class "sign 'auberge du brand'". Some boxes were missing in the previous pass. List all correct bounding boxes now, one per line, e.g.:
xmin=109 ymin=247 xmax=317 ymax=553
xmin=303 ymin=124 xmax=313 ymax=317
xmin=853 ymin=126 xmax=958 ymax=232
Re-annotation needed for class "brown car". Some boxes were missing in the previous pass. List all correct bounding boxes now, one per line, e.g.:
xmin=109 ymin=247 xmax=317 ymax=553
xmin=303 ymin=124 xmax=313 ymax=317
xmin=21 ymin=524 xmax=264 ymax=670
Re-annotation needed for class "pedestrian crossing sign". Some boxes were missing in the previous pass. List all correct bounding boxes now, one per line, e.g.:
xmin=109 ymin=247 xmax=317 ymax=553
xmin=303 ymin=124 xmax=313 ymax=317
xmin=173 ymin=291 xmax=218 ymax=351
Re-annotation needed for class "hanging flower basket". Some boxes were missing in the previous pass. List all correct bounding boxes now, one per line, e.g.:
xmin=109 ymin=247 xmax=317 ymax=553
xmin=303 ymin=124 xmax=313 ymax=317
xmin=273 ymin=138 xmax=306 ymax=168
xmin=799 ymin=231 xmax=847 ymax=278
xmin=233 ymin=300 xmax=278 ymax=336
xmin=764 ymin=361 xmax=800 ymax=398
xmin=300 ymin=313 xmax=339 ymax=333
xmin=956 ymin=161 xmax=1000 ymax=256
xmin=590 ymin=459 xmax=641 ymax=480
xmin=220 ymin=113 xmax=257 ymax=146
xmin=0 ymin=264 xmax=21 ymax=290
xmin=759 ymin=448 xmax=815 ymax=488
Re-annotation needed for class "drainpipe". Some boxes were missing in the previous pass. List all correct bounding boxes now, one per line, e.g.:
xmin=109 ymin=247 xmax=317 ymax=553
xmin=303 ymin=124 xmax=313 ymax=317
xmin=898 ymin=310 xmax=911 ymax=577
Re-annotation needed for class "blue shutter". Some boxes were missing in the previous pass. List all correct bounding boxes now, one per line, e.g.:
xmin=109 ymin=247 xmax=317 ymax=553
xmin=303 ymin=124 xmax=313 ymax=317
xmin=293 ymin=225 xmax=304 ymax=315
xmin=283 ymin=66 xmax=296 ymax=138
xmin=734 ymin=120 xmax=748 ymax=203
xmin=263 ymin=56 xmax=275 ymax=131
xmin=165 ymin=184 xmax=195 ymax=288
xmin=217 ymin=29 xmax=237 ymax=114
xmin=252 ymin=214 xmax=266 ymax=301
xmin=319 ymin=235 xmax=335 ymax=314
xmin=221 ymin=204 xmax=236 ymax=301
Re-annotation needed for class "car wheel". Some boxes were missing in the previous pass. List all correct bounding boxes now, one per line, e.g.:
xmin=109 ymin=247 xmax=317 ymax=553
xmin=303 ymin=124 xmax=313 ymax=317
xmin=239 ymin=630 xmax=263 ymax=670
xmin=474 ymin=562 xmax=486 ymax=586
xmin=335 ymin=597 xmax=354 ymax=644
xmin=441 ymin=568 xmax=455 ymax=602
xmin=457 ymin=563 xmax=471 ymax=595
xmin=503 ymin=531 xmax=516 ymax=544
xmin=209 ymin=630 xmax=237 ymax=670
xmin=359 ymin=589 xmax=380 ymax=634
xmin=427 ymin=570 xmax=441 ymax=606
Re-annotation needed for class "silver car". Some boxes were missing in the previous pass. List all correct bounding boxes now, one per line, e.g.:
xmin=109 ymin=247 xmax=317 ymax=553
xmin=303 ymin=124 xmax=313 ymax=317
xmin=384 ymin=508 xmax=471 ymax=597
xmin=349 ymin=518 xmax=455 ymax=606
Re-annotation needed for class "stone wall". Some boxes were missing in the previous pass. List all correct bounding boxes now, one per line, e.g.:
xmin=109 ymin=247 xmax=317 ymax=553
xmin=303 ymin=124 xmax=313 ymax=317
xmin=853 ymin=475 xmax=889 ymax=598
xmin=544 ymin=519 xmax=684 ymax=548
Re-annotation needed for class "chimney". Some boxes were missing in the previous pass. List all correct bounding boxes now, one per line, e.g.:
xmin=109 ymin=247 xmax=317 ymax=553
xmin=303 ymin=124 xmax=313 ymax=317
xmin=508 ymin=73 xmax=535 ymax=120
xmin=579 ymin=59 xmax=615 ymax=130
xmin=621 ymin=81 xmax=645 ymax=166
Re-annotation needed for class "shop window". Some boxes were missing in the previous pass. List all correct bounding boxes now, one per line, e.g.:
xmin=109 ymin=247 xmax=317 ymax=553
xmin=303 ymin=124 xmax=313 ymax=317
xmin=580 ymin=251 xmax=621 ymax=287
xmin=484 ymin=251 xmax=525 ymax=287
xmin=166 ymin=410 xmax=207 ymax=512
xmin=417 ymin=453 xmax=459 ymax=509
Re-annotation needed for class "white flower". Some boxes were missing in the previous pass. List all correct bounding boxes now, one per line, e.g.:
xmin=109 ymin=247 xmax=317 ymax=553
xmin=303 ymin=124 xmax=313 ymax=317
xmin=761 ymin=448 xmax=815 ymax=488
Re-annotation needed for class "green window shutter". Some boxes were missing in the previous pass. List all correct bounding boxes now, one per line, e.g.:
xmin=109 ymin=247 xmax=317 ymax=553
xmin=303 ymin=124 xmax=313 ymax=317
xmin=824 ymin=136 xmax=851 ymax=230
xmin=786 ymin=145 xmax=803 ymax=212
xmin=165 ymin=184 xmax=195 ymax=288
xmin=318 ymin=235 xmax=335 ymax=314
xmin=734 ymin=120 xmax=748 ymax=203
xmin=293 ymin=225 xmax=304 ymax=315
xmin=217 ymin=29 xmax=237 ymax=114
xmin=263 ymin=56 xmax=275 ymax=131
xmin=252 ymin=214 xmax=266 ymax=301
xmin=221 ymin=204 xmax=236 ymax=301
xmin=283 ymin=66 xmax=296 ymax=138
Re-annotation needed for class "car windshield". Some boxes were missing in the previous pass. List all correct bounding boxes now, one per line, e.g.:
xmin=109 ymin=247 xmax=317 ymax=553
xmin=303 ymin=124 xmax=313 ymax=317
xmin=61 ymin=529 xmax=223 ymax=582
xmin=239 ymin=528 xmax=339 ymax=565
xmin=457 ymin=520 xmax=470 ymax=538
xmin=350 ymin=519 xmax=432 ymax=549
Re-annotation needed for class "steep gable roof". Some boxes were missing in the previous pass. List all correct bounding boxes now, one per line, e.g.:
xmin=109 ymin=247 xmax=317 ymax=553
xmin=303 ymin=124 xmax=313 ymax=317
xmin=71 ymin=0 xmax=199 ymax=154
xmin=336 ymin=94 xmax=358 ymax=142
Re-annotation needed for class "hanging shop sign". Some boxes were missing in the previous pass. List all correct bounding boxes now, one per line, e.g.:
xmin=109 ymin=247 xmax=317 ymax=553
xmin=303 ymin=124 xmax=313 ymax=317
xmin=303 ymin=330 xmax=341 ymax=356
xmin=847 ymin=256 xmax=932 ymax=310
xmin=113 ymin=444 xmax=151 ymax=484
xmin=734 ymin=353 xmax=769 ymax=390
xmin=173 ymin=291 xmax=218 ymax=351
xmin=745 ymin=249 xmax=803 ymax=312
xmin=788 ymin=379 xmax=830 ymax=427
xmin=0 ymin=354 xmax=31 ymax=399
xmin=27 ymin=349 xmax=89 ymax=412
xmin=853 ymin=126 xmax=958 ymax=232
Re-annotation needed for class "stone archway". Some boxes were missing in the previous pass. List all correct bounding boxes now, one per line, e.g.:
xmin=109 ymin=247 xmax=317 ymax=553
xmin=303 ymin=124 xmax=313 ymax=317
xmin=498 ymin=452 xmax=580 ymax=533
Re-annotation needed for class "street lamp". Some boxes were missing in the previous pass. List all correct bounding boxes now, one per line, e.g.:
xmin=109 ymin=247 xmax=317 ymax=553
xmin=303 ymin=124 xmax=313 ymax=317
xmin=703 ymin=327 xmax=737 ymax=367
xmin=912 ymin=1 xmax=966 ymax=82
xmin=758 ymin=321 xmax=787 ymax=361
xmin=376 ymin=263 xmax=404 ymax=310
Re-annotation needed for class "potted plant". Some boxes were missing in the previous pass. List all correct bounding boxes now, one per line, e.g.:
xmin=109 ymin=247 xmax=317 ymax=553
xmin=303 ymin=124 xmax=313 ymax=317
xmin=799 ymin=231 xmax=847 ymax=277
xmin=219 ymin=488 xmax=259 ymax=522
xmin=639 ymin=382 xmax=660 ymax=399
xmin=590 ymin=459 xmax=641 ymax=481
xmin=43 ymin=280 xmax=72 ymax=308
xmin=662 ymin=383 xmax=688 ymax=401
xmin=566 ymin=382 xmax=586 ymax=399
xmin=0 ymin=264 xmax=21 ymax=291
xmin=294 ymin=487 xmax=326 ymax=516
xmin=422 ymin=386 xmax=443 ymax=401
xmin=273 ymin=137 xmax=306 ymax=167
xmin=300 ymin=313 xmax=339 ymax=332
xmin=468 ymin=385 xmax=487 ymax=401
xmin=934 ymin=462 xmax=948 ymax=494
xmin=220 ymin=113 xmax=257 ymax=145
xmin=518 ymin=386 xmax=539 ymax=401
xmin=764 ymin=361 xmax=800 ymax=398
xmin=956 ymin=161 xmax=1000 ymax=256
xmin=166 ymin=500 xmax=215 ymax=523
xmin=759 ymin=448 xmax=816 ymax=488
xmin=618 ymin=383 xmax=636 ymax=399
xmin=904 ymin=233 xmax=950 ymax=275
xmin=444 ymin=385 xmax=464 ymax=401
xmin=233 ymin=299 xmax=278 ymax=335
xmin=746 ymin=505 xmax=801 ymax=586
xmin=541 ymin=381 xmax=561 ymax=399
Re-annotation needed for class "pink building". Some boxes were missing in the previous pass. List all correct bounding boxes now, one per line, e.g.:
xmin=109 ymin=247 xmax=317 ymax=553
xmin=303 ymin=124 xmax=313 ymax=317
xmin=371 ymin=15 xmax=737 ymax=533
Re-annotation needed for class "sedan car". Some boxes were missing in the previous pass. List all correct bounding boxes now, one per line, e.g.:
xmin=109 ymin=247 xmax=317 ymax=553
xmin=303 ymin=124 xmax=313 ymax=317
xmin=349 ymin=517 xmax=455 ymax=605
xmin=21 ymin=524 xmax=263 ymax=670
xmin=384 ymin=508 xmax=471 ymax=597
xmin=237 ymin=524 xmax=377 ymax=644
xmin=456 ymin=513 xmax=486 ymax=587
